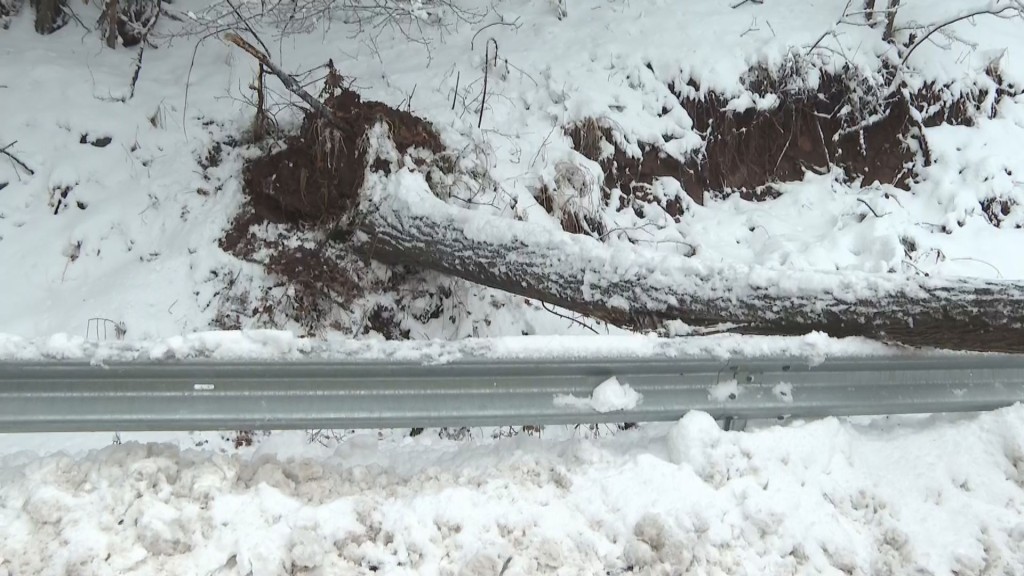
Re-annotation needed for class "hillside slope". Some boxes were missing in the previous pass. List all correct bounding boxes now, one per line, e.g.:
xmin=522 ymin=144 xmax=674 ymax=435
xmin=2 ymin=0 xmax=1023 ymax=347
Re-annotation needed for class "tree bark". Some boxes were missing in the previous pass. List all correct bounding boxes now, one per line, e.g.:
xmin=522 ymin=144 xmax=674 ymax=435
xmin=345 ymin=171 xmax=1024 ymax=354
xmin=101 ymin=0 xmax=119 ymax=48
xmin=883 ymin=0 xmax=901 ymax=42
xmin=864 ymin=0 xmax=877 ymax=26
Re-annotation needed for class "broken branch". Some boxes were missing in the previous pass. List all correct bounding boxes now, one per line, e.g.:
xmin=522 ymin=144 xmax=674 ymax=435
xmin=223 ymin=31 xmax=337 ymax=123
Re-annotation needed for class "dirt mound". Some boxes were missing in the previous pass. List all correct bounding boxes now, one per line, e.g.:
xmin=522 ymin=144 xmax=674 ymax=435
xmin=242 ymin=88 xmax=442 ymax=227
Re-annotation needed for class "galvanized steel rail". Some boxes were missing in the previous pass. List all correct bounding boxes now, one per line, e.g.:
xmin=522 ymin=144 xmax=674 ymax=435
xmin=1 ymin=356 xmax=1024 ymax=432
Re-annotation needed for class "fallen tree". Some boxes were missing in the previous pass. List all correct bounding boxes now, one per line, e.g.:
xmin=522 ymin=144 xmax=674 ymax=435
xmin=227 ymin=33 xmax=1024 ymax=354
xmin=347 ymin=166 xmax=1024 ymax=353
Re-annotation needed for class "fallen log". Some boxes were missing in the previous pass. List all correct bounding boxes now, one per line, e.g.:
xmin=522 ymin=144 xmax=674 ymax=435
xmin=226 ymin=31 xmax=1024 ymax=354
xmin=347 ymin=167 xmax=1024 ymax=353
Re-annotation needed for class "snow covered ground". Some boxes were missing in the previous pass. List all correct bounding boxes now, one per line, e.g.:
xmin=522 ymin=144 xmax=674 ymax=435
xmin=3 ymin=0 xmax=1024 ymax=340
xmin=5 ymin=0 xmax=1024 ymax=573
xmin=3 ymin=409 xmax=1024 ymax=575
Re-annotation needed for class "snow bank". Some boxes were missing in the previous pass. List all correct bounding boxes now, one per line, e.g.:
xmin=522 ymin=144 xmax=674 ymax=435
xmin=0 ymin=330 xmax=938 ymax=363
xmin=3 ymin=407 xmax=1024 ymax=574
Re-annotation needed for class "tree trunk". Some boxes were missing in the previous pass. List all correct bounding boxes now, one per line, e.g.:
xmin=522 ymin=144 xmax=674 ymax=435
xmin=343 ymin=171 xmax=1024 ymax=354
xmin=883 ymin=0 xmax=901 ymax=43
xmin=864 ymin=0 xmax=877 ymax=26
xmin=101 ymin=0 xmax=119 ymax=48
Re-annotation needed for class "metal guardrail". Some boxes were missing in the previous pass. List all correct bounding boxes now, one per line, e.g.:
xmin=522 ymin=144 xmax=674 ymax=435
xmin=1 ymin=356 xmax=1023 ymax=432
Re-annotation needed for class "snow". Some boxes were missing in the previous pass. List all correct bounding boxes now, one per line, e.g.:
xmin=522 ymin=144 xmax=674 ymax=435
xmin=3 ymin=0 xmax=1024 ymax=340
xmin=3 ymin=408 xmax=1024 ymax=574
xmin=4 ymin=0 xmax=1024 ymax=573
xmin=0 ymin=329 xmax=950 ymax=363
xmin=709 ymin=378 xmax=740 ymax=402
xmin=554 ymin=376 xmax=643 ymax=413
xmin=588 ymin=377 xmax=643 ymax=412
xmin=773 ymin=382 xmax=795 ymax=404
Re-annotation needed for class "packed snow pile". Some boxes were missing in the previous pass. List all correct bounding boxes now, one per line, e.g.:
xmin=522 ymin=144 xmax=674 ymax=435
xmin=554 ymin=376 xmax=643 ymax=413
xmin=3 ymin=408 xmax=1024 ymax=575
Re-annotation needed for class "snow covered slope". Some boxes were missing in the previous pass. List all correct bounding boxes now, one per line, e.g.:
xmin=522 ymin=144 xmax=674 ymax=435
xmin=2 ymin=0 xmax=1024 ymax=342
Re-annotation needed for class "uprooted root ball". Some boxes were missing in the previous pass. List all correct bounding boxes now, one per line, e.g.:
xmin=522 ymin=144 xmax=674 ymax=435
xmin=242 ymin=88 xmax=443 ymax=227
xmin=222 ymin=87 xmax=448 ymax=334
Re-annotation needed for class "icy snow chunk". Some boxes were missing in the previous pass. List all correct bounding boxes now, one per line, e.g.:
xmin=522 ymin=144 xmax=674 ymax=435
xmin=289 ymin=528 xmax=327 ymax=569
xmin=773 ymin=382 xmax=794 ymax=403
xmin=725 ymin=92 xmax=780 ymax=113
xmin=708 ymin=378 xmax=738 ymax=401
xmin=553 ymin=376 xmax=642 ymax=413
xmin=47 ymin=165 xmax=78 ymax=189
xmin=590 ymin=376 xmax=643 ymax=412
xmin=666 ymin=411 xmax=720 ymax=466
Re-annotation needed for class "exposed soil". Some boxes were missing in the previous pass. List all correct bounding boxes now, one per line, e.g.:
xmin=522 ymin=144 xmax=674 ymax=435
xmin=566 ymin=65 xmax=1014 ymax=218
xmin=566 ymin=120 xmax=693 ymax=215
xmin=681 ymin=73 xmax=912 ymax=199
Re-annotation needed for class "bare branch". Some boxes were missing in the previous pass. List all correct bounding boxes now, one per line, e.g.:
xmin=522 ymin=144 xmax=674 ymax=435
xmin=0 ymin=141 xmax=35 ymax=176
xmin=223 ymin=31 xmax=336 ymax=122
xmin=900 ymin=3 xmax=1023 ymax=66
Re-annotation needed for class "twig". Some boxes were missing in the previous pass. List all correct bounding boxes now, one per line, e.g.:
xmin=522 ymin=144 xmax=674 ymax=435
xmin=469 ymin=16 xmax=520 ymax=50
xmin=128 ymin=46 xmax=146 ymax=100
xmin=223 ymin=32 xmax=336 ymax=123
xmin=61 ymin=3 xmax=91 ymax=31
xmin=183 ymin=28 xmax=231 ymax=137
xmin=0 ymin=141 xmax=35 ymax=176
xmin=451 ymin=70 xmax=459 ymax=110
xmin=857 ymin=197 xmax=886 ymax=218
xmin=806 ymin=0 xmax=854 ymax=54
xmin=949 ymin=257 xmax=1003 ymax=278
xmin=730 ymin=0 xmax=763 ymax=8
xmin=540 ymin=301 xmax=599 ymax=334
xmin=740 ymin=17 xmax=760 ymax=37
xmin=478 ymin=38 xmax=496 ymax=129
xmin=900 ymin=4 xmax=1021 ymax=66
xmin=224 ymin=0 xmax=272 ymax=57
